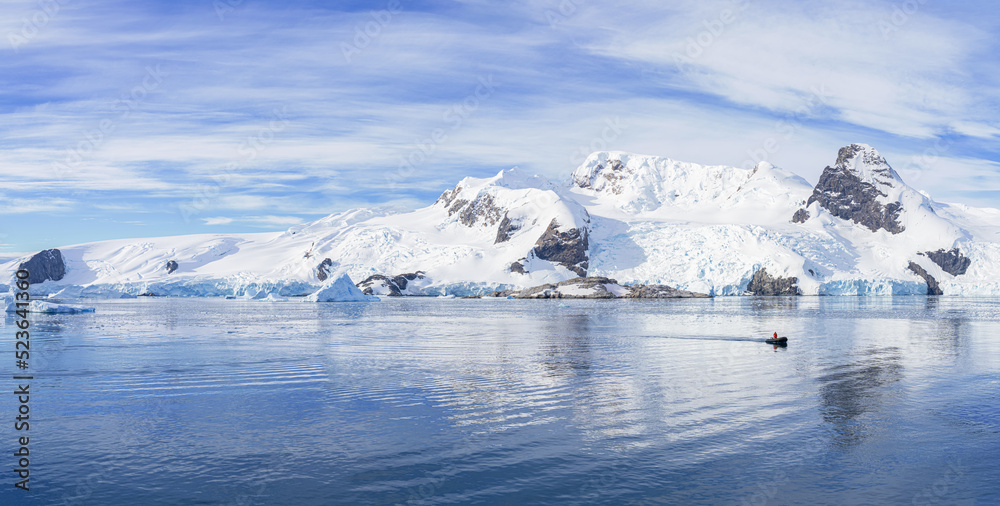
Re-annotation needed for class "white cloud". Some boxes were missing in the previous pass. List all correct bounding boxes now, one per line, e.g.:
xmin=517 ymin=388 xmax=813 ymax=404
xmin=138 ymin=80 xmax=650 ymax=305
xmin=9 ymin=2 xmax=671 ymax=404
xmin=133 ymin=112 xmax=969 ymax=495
xmin=0 ymin=0 xmax=998 ymax=245
xmin=0 ymin=195 xmax=75 ymax=213
xmin=203 ymin=215 xmax=303 ymax=227
xmin=214 ymin=195 xmax=270 ymax=211
xmin=202 ymin=217 xmax=234 ymax=225
xmin=244 ymin=215 xmax=304 ymax=226
xmin=580 ymin=0 xmax=998 ymax=139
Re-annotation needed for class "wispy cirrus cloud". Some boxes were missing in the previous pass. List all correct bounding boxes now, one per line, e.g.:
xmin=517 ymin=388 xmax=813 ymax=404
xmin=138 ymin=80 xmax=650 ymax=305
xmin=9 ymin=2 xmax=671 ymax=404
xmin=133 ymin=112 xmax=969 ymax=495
xmin=203 ymin=215 xmax=303 ymax=227
xmin=576 ymin=0 xmax=999 ymax=139
xmin=0 ymin=0 xmax=997 ymax=252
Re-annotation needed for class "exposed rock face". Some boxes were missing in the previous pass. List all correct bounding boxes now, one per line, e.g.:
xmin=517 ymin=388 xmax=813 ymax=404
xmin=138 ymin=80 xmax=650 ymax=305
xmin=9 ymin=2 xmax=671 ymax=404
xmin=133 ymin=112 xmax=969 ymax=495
xmin=436 ymin=185 xmax=464 ymax=208
xmin=447 ymin=198 xmax=469 ymax=216
xmin=18 ymin=249 xmax=66 ymax=284
xmin=495 ymin=212 xmax=521 ymax=244
xmin=518 ymin=277 xmax=619 ymax=299
xmin=920 ymin=248 xmax=971 ymax=276
xmin=458 ymin=194 xmax=502 ymax=227
xmin=487 ymin=277 xmax=710 ymax=299
xmin=391 ymin=272 xmax=424 ymax=291
xmin=316 ymin=258 xmax=333 ymax=281
xmin=437 ymin=186 xmax=503 ymax=228
xmin=804 ymin=144 xmax=905 ymax=234
xmin=623 ymin=284 xmax=710 ymax=298
xmin=357 ymin=271 xmax=426 ymax=296
xmin=746 ymin=268 xmax=800 ymax=296
xmin=509 ymin=260 xmax=526 ymax=274
xmin=165 ymin=260 xmax=179 ymax=274
xmin=531 ymin=219 xmax=589 ymax=277
xmin=791 ymin=208 xmax=810 ymax=223
xmin=358 ymin=275 xmax=399 ymax=296
xmin=908 ymin=262 xmax=943 ymax=295
xmin=574 ymin=159 xmax=627 ymax=193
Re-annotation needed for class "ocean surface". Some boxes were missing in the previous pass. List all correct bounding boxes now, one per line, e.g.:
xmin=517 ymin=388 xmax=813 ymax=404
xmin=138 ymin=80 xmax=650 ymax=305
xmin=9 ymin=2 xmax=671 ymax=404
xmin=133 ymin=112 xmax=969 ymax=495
xmin=2 ymin=296 xmax=999 ymax=505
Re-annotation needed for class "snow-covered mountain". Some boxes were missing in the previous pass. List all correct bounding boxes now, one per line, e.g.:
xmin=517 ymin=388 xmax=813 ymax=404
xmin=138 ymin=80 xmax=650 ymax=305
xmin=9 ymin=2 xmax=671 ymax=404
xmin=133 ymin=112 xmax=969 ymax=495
xmin=6 ymin=144 xmax=1000 ymax=297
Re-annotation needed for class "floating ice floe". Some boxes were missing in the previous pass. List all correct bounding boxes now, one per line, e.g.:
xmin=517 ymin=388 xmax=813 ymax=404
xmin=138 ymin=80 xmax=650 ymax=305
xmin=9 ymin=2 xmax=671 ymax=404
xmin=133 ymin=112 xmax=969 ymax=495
xmin=305 ymin=274 xmax=379 ymax=302
xmin=5 ymin=300 xmax=96 ymax=314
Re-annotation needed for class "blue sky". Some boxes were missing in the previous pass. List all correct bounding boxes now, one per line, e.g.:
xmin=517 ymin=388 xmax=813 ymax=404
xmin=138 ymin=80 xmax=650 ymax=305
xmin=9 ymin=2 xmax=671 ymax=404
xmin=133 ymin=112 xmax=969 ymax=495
xmin=1 ymin=0 xmax=999 ymax=252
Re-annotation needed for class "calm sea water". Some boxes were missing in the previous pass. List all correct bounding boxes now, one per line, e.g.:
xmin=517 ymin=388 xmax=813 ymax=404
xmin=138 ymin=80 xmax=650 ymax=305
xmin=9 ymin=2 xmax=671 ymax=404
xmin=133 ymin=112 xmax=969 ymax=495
xmin=2 ymin=297 xmax=998 ymax=505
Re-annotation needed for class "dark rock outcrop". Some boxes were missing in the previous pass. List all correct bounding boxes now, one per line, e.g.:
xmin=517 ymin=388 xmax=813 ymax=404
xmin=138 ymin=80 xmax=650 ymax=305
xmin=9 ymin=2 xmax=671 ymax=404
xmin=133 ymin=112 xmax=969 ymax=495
xmin=437 ymin=186 xmax=503 ymax=228
xmin=495 ymin=212 xmax=521 ymax=244
xmin=487 ymin=277 xmax=710 ymax=299
xmin=436 ymin=185 xmax=464 ymax=208
xmin=18 ymin=249 xmax=66 ymax=284
xmin=623 ymin=284 xmax=710 ymax=298
xmin=447 ymin=198 xmax=469 ymax=216
xmin=803 ymin=144 xmax=905 ymax=234
xmin=391 ymin=272 xmax=424 ymax=291
xmin=791 ymin=208 xmax=810 ymax=223
xmin=358 ymin=275 xmax=399 ymax=296
xmin=518 ymin=277 xmax=618 ymax=299
xmin=357 ymin=271 xmax=426 ymax=296
xmin=574 ymin=158 xmax=628 ymax=193
xmin=316 ymin=258 xmax=333 ymax=281
xmin=165 ymin=260 xmax=179 ymax=274
xmin=919 ymin=248 xmax=971 ymax=276
xmin=531 ymin=219 xmax=589 ymax=277
xmin=908 ymin=262 xmax=943 ymax=295
xmin=458 ymin=194 xmax=502 ymax=227
xmin=746 ymin=268 xmax=800 ymax=296
xmin=509 ymin=260 xmax=526 ymax=274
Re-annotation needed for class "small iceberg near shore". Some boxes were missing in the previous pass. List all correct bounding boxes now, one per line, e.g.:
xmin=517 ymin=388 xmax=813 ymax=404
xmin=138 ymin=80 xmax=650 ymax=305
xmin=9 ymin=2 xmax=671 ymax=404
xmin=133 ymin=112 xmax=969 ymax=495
xmin=5 ymin=300 xmax=96 ymax=314
xmin=305 ymin=274 xmax=379 ymax=302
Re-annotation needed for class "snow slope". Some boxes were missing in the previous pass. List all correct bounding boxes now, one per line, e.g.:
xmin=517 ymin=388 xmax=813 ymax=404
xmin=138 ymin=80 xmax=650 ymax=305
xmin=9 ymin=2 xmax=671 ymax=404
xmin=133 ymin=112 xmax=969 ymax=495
xmin=4 ymin=144 xmax=999 ymax=297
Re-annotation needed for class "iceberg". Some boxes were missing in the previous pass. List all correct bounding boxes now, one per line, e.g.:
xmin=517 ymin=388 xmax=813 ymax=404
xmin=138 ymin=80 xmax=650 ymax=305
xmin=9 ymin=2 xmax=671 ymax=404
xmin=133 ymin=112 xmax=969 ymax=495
xmin=305 ymin=274 xmax=379 ymax=302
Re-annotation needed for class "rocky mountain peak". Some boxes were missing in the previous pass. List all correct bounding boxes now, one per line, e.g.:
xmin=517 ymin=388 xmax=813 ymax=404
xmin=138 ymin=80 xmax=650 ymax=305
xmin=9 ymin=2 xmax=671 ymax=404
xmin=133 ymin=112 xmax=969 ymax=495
xmin=572 ymin=152 xmax=634 ymax=194
xmin=834 ymin=143 xmax=900 ymax=187
xmin=796 ymin=144 xmax=907 ymax=234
